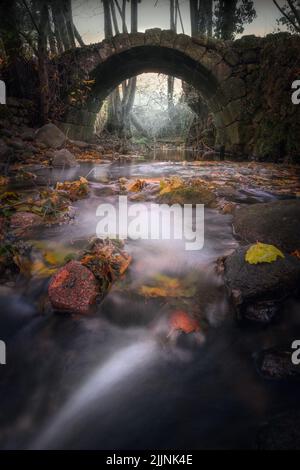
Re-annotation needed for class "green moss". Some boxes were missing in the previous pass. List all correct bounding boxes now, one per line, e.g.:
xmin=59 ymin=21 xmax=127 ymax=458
xmin=158 ymin=185 xmax=217 ymax=207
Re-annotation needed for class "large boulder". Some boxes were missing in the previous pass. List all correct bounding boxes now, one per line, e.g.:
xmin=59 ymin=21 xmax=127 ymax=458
xmin=35 ymin=123 xmax=66 ymax=149
xmin=52 ymin=149 xmax=78 ymax=168
xmin=224 ymin=246 xmax=300 ymax=322
xmin=48 ymin=260 xmax=99 ymax=315
xmin=233 ymin=200 xmax=300 ymax=253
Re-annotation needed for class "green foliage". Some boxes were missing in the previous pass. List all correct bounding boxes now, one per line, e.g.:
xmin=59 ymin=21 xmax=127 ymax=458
xmin=214 ymin=0 xmax=256 ymax=40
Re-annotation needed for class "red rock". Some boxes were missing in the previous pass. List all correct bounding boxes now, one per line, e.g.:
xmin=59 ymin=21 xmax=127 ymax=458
xmin=10 ymin=211 xmax=42 ymax=232
xmin=48 ymin=261 xmax=99 ymax=314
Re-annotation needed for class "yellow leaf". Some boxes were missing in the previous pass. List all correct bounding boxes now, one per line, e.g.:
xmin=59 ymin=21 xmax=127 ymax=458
xmin=82 ymin=79 xmax=96 ymax=85
xmin=139 ymin=274 xmax=195 ymax=298
xmin=126 ymin=179 xmax=146 ymax=192
xmin=245 ymin=242 xmax=284 ymax=265
xmin=159 ymin=177 xmax=183 ymax=195
xmin=31 ymin=260 xmax=56 ymax=277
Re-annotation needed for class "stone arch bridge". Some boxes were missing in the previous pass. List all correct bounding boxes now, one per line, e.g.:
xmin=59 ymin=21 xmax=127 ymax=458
xmin=53 ymin=29 xmax=299 ymax=157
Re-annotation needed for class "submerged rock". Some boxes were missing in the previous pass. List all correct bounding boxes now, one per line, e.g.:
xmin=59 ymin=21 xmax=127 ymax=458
xmin=52 ymin=149 xmax=78 ymax=168
xmin=48 ymin=260 xmax=99 ymax=315
xmin=35 ymin=123 xmax=66 ymax=149
xmin=233 ymin=200 xmax=300 ymax=252
xmin=10 ymin=211 xmax=43 ymax=233
xmin=158 ymin=185 xmax=217 ymax=207
xmin=257 ymin=410 xmax=300 ymax=449
xmin=224 ymin=246 xmax=300 ymax=322
xmin=255 ymin=347 xmax=300 ymax=381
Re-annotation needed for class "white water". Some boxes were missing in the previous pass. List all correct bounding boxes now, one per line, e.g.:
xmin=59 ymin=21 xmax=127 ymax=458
xmin=30 ymin=339 xmax=158 ymax=449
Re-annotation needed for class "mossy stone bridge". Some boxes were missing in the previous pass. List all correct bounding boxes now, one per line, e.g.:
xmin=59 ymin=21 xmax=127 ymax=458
xmin=54 ymin=29 xmax=299 ymax=158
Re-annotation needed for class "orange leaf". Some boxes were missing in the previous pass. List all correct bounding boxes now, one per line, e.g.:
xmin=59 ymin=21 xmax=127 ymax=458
xmin=291 ymin=249 xmax=300 ymax=260
xmin=169 ymin=310 xmax=200 ymax=334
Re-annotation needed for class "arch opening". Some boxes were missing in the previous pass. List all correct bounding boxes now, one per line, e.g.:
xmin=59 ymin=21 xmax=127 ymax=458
xmin=59 ymin=37 xmax=235 ymax=147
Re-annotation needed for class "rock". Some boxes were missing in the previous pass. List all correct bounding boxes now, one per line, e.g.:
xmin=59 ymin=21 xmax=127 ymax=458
xmin=216 ymin=186 xmax=238 ymax=200
xmin=0 ymin=140 xmax=12 ymax=160
xmin=0 ymin=129 xmax=13 ymax=138
xmin=257 ymin=410 xmax=300 ymax=449
xmin=69 ymin=139 xmax=90 ymax=149
xmin=52 ymin=149 xmax=78 ymax=168
xmin=21 ymin=128 xmax=35 ymax=141
xmin=48 ymin=260 xmax=99 ymax=314
xmin=233 ymin=200 xmax=300 ymax=252
xmin=202 ymin=150 xmax=218 ymax=160
xmin=221 ymin=201 xmax=237 ymax=214
xmin=243 ymin=300 xmax=281 ymax=324
xmin=255 ymin=348 xmax=300 ymax=381
xmin=8 ymin=138 xmax=24 ymax=150
xmin=35 ymin=123 xmax=66 ymax=149
xmin=10 ymin=212 xmax=43 ymax=232
xmin=44 ymin=149 xmax=55 ymax=159
xmin=158 ymin=186 xmax=217 ymax=207
xmin=25 ymin=144 xmax=38 ymax=154
xmin=224 ymin=246 xmax=300 ymax=321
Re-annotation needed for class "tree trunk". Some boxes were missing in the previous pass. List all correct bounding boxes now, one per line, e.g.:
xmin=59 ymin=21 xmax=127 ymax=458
xmin=104 ymin=0 xmax=139 ymax=137
xmin=131 ymin=0 xmax=139 ymax=33
xmin=37 ymin=0 xmax=50 ymax=123
xmin=46 ymin=3 xmax=57 ymax=56
xmin=205 ymin=0 xmax=213 ymax=36
xmin=62 ymin=0 xmax=76 ymax=49
xmin=168 ymin=0 xmax=177 ymax=115
xmin=52 ymin=0 xmax=70 ymax=51
xmin=74 ymin=25 xmax=85 ymax=46
xmin=51 ymin=1 xmax=64 ymax=53
xmin=189 ymin=0 xmax=199 ymax=37
xmin=110 ymin=0 xmax=120 ymax=35
xmin=217 ymin=0 xmax=238 ymax=40
xmin=103 ymin=0 xmax=113 ymax=38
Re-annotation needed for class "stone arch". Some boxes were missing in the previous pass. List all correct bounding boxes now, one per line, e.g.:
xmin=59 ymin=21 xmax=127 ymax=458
xmin=55 ymin=29 xmax=244 ymax=150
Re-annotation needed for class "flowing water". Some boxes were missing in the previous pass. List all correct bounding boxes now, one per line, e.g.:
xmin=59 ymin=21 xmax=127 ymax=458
xmin=1 ymin=152 xmax=300 ymax=450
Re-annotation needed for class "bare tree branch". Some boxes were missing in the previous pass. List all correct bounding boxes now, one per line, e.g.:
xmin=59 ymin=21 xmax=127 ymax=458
xmin=273 ymin=0 xmax=300 ymax=32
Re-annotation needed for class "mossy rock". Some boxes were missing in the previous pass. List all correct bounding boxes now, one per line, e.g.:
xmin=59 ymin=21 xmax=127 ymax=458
xmin=158 ymin=186 xmax=217 ymax=208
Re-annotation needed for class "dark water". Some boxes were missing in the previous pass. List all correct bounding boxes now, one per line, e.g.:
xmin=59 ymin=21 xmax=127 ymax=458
xmin=1 ymin=154 xmax=300 ymax=450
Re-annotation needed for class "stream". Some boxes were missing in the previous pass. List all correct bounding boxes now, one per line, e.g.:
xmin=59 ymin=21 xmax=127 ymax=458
xmin=1 ymin=151 xmax=300 ymax=450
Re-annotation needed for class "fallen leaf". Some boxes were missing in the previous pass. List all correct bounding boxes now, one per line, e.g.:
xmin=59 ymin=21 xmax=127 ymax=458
xmin=159 ymin=177 xmax=184 ymax=195
xmin=245 ymin=242 xmax=284 ymax=264
xmin=169 ymin=310 xmax=200 ymax=334
xmin=139 ymin=274 xmax=196 ymax=298
xmin=291 ymin=249 xmax=300 ymax=260
xmin=126 ymin=179 xmax=146 ymax=192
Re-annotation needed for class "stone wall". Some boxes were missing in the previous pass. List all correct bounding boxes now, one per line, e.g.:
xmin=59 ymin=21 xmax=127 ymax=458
xmin=53 ymin=30 xmax=299 ymax=159
xmin=209 ymin=33 xmax=300 ymax=159
xmin=0 ymin=97 xmax=37 ymax=129
xmin=1 ymin=30 xmax=295 ymax=159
